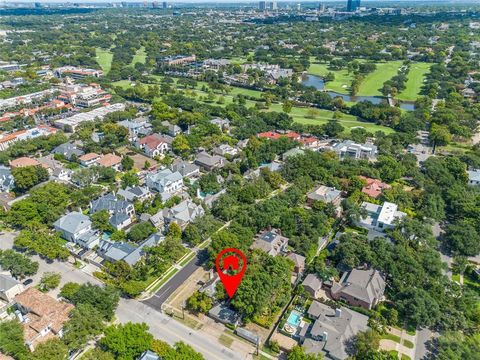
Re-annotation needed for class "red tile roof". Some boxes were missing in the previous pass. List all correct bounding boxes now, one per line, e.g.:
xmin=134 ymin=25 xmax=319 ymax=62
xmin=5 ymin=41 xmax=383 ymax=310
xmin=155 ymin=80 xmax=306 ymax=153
xmin=359 ymin=176 xmax=391 ymax=198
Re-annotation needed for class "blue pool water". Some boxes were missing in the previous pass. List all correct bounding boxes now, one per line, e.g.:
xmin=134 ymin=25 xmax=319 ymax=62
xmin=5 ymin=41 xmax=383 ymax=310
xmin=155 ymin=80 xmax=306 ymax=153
xmin=287 ymin=310 xmax=302 ymax=327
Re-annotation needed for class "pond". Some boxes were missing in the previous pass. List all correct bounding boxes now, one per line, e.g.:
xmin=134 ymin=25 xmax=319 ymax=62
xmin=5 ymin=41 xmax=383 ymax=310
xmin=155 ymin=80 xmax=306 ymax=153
xmin=301 ymin=74 xmax=415 ymax=111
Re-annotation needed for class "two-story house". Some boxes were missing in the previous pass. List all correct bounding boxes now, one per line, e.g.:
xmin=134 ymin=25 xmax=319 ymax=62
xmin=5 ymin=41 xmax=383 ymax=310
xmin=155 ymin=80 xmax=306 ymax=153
xmin=251 ymin=228 xmax=289 ymax=257
xmin=90 ymin=193 xmax=135 ymax=230
xmin=53 ymin=211 xmax=100 ymax=249
xmin=146 ymin=169 xmax=183 ymax=194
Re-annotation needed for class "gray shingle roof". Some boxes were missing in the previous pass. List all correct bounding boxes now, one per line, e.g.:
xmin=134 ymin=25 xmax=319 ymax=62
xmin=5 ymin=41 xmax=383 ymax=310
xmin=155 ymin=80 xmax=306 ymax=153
xmin=53 ymin=212 xmax=91 ymax=234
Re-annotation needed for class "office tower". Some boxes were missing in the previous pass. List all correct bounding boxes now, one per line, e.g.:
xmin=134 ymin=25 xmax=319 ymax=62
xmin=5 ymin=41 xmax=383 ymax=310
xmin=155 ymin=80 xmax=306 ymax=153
xmin=347 ymin=0 xmax=361 ymax=12
xmin=162 ymin=1 xmax=167 ymax=8
xmin=259 ymin=1 xmax=266 ymax=11
xmin=296 ymin=3 xmax=301 ymax=11
xmin=269 ymin=1 xmax=277 ymax=10
xmin=319 ymin=2 xmax=325 ymax=12
xmin=34 ymin=2 xmax=42 ymax=8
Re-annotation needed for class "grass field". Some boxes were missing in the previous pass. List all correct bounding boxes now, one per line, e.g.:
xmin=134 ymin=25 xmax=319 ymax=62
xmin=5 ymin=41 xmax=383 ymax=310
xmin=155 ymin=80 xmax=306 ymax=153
xmin=269 ymin=103 xmax=394 ymax=134
xmin=95 ymin=48 xmax=113 ymax=74
xmin=357 ymin=61 xmax=404 ymax=96
xmin=397 ymin=62 xmax=432 ymax=101
xmin=308 ymin=62 xmax=354 ymax=94
xmin=130 ymin=46 xmax=147 ymax=67
xmin=112 ymin=77 xmax=394 ymax=134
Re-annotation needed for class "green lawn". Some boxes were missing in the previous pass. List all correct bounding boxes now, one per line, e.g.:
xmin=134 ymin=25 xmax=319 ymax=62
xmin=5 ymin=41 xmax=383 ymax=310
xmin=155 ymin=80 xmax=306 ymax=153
xmin=112 ymin=78 xmax=395 ymax=134
xmin=269 ymin=104 xmax=394 ymax=134
xmin=357 ymin=61 xmax=404 ymax=96
xmin=308 ymin=62 xmax=354 ymax=94
xmin=130 ymin=46 xmax=147 ymax=67
xmin=397 ymin=62 xmax=432 ymax=101
xmin=381 ymin=333 xmax=401 ymax=343
xmin=95 ymin=48 xmax=113 ymax=74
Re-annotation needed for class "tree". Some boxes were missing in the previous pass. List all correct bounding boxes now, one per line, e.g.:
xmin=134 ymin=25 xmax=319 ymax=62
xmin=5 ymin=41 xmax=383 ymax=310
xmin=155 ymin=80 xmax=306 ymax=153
xmin=287 ymin=345 xmax=323 ymax=360
xmin=30 ymin=338 xmax=69 ymax=360
xmin=60 ymin=282 xmax=81 ymax=299
xmin=282 ymin=100 xmax=293 ymax=114
xmin=0 ymin=249 xmax=38 ymax=279
xmin=322 ymin=119 xmax=344 ymax=137
xmin=100 ymin=322 xmax=153 ymax=360
xmin=183 ymin=224 xmax=202 ymax=246
xmin=429 ymin=123 xmax=452 ymax=146
xmin=80 ymin=348 xmax=114 ymax=360
xmin=91 ymin=210 xmax=114 ymax=233
xmin=172 ymin=135 xmax=191 ymax=158
xmin=14 ymin=228 xmax=70 ymax=261
xmin=0 ymin=320 xmax=28 ymax=359
xmin=12 ymin=165 xmax=49 ymax=192
xmin=127 ymin=222 xmax=155 ymax=243
xmin=121 ymin=156 xmax=134 ymax=171
xmin=121 ymin=171 xmax=140 ymax=189
xmin=39 ymin=272 xmax=61 ymax=292
xmin=444 ymin=222 xmax=480 ymax=256
xmin=62 ymin=283 xmax=120 ymax=321
xmin=437 ymin=332 xmax=480 ymax=360
xmin=63 ymin=303 xmax=105 ymax=351
xmin=353 ymin=330 xmax=380 ymax=359
xmin=186 ymin=291 xmax=213 ymax=313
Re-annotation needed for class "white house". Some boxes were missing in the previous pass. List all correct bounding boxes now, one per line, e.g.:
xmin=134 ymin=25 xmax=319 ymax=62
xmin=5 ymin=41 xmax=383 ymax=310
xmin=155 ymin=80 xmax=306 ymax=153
xmin=357 ymin=201 xmax=406 ymax=232
xmin=146 ymin=169 xmax=183 ymax=194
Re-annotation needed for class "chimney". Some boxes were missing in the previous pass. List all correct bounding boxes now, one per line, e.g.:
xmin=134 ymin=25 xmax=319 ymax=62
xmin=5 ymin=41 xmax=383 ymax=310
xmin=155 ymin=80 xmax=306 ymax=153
xmin=335 ymin=308 xmax=342 ymax=318
xmin=15 ymin=310 xmax=24 ymax=323
xmin=322 ymin=331 xmax=328 ymax=341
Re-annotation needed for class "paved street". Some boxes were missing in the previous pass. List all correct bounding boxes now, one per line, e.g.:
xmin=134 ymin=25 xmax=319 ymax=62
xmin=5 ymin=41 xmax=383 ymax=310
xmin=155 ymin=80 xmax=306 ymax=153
xmin=415 ymin=328 xmax=436 ymax=360
xmin=117 ymin=298 xmax=251 ymax=360
xmin=142 ymin=249 xmax=209 ymax=309
xmin=0 ymin=231 xmax=101 ymax=296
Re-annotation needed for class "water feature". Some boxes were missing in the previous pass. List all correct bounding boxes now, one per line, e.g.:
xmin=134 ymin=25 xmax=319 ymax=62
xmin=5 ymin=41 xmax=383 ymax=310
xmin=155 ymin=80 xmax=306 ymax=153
xmin=287 ymin=310 xmax=302 ymax=327
xmin=301 ymin=74 xmax=415 ymax=111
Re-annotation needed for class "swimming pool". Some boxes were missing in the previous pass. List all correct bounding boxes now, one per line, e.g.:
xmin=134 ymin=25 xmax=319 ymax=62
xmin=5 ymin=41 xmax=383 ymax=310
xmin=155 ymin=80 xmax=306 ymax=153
xmin=287 ymin=310 xmax=302 ymax=327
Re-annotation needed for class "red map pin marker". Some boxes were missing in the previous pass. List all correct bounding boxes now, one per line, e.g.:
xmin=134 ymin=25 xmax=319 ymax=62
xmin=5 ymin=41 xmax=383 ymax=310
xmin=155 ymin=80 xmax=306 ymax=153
xmin=215 ymin=248 xmax=247 ymax=298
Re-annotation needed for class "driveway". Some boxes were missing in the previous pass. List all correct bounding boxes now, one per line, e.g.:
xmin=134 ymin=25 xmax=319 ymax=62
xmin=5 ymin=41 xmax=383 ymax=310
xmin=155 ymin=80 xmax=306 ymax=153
xmin=116 ymin=298 xmax=252 ymax=360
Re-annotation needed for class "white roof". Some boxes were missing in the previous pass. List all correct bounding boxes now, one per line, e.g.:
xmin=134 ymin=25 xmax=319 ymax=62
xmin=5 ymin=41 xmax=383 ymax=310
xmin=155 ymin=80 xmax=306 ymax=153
xmin=377 ymin=202 xmax=398 ymax=225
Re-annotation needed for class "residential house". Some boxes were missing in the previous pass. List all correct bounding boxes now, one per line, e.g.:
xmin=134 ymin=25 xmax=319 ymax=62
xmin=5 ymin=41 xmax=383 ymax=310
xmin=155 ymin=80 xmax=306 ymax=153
xmin=358 ymin=201 xmax=406 ymax=232
xmin=51 ymin=167 xmax=73 ymax=183
xmin=208 ymin=303 xmax=241 ymax=327
xmin=52 ymin=142 xmax=84 ymax=160
xmin=118 ymin=186 xmax=153 ymax=202
xmin=171 ymin=159 xmax=200 ymax=179
xmin=213 ymin=144 xmax=239 ymax=158
xmin=194 ymin=151 xmax=226 ymax=172
xmin=53 ymin=211 xmax=100 ymax=249
xmin=9 ymin=157 xmax=41 ymax=169
xmin=136 ymin=134 xmax=172 ymax=158
xmin=0 ymin=273 xmax=24 ymax=302
xmin=302 ymin=274 xmax=323 ymax=299
xmin=97 ymin=232 xmax=165 ymax=266
xmin=332 ymin=140 xmax=378 ymax=161
xmin=358 ymin=176 xmax=391 ymax=199
xmin=161 ymin=121 xmax=182 ymax=137
xmin=210 ymin=117 xmax=231 ymax=132
xmin=300 ymin=136 xmax=320 ymax=149
xmin=0 ymin=166 xmax=14 ymax=192
xmin=146 ymin=169 xmax=183 ymax=194
xmin=467 ymin=169 xmax=480 ymax=186
xmin=79 ymin=153 xmax=101 ymax=167
xmin=307 ymin=185 xmax=342 ymax=207
xmin=118 ymin=118 xmax=151 ymax=141
xmin=282 ymin=147 xmax=305 ymax=161
xmin=330 ymin=268 xmax=386 ymax=310
xmin=163 ymin=199 xmax=205 ymax=229
xmin=251 ymin=228 xmax=289 ymax=257
xmin=90 ymin=193 xmax=135 ymax=230
xmin=286 ymin=252 xmax=306 ymax=275
xmin=96 ymin=153 xmax=122 ymax=171
xmin=14 ymin=288 xmax=74 ymax=351
xmin=301 ymin=301 xmax=369 ymax=360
